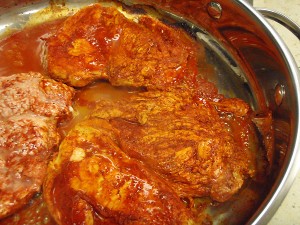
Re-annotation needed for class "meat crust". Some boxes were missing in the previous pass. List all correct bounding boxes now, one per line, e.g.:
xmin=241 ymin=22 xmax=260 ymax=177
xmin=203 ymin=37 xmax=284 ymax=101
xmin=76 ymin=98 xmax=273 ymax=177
xmin=90 ymin=91 xmax=258 ymax=202
xmin=42 ymin=3 xmax=267 ymax=223
xmin=0 ymin=72 xmax=74 ymax=219
xmin=44 ymin=119 xmax=195 ymax=225
xmin=46 ymin=5 xmax=125 ymax=87
xmin=44 ymin=89 xmax=259 ymax=225
xmin=0 ymin=72 xmax=74 ymax=119
xmin=107 ymin=15 xmax=199 ymax=91
xmin=46 ymin=4 xmax=204 ymax=97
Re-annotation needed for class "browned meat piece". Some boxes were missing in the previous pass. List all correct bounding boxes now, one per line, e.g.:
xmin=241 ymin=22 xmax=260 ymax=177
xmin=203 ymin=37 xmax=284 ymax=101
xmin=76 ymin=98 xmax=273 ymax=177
xmin=45 ymin=5 xmax=127 ymax=87
xmin=0 ymin=72 xmax=74 ymax=119
xmin=107 ymin=15 xmax=199 ymax=92
xmin=210 ymin=98 xmax=250 ymax=117
xmin=44 ymin=119 xmax=195 ymax=225
xmin=91 ymin=91 xmax=259 ymax=202
xmin=46 ymin=4 xmax=206 ymax=98
xmin=0 ymin=72 xmax=74 ymax=219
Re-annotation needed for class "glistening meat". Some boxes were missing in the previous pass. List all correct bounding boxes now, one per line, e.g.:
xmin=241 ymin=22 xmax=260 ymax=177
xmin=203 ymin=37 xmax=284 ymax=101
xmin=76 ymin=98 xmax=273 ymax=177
xmin=90 ymin=91 xmax=259 ymax=202
xmin=46 ymin=4 xmax=206 ymax=98
xmin=44 ymin=119 xmax=195 ymax=225
xmin=41 ymin=4 xmax=268 ymax=224
xmin=0 ymin=72 xmax=74 ymax=219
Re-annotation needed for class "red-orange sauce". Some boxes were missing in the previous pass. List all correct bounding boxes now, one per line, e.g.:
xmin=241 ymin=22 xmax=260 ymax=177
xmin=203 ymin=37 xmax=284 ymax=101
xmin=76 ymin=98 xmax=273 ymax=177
xmin=0 ymin=194 xmax=56 ymax=225
xmin=0 ymin=20 xmax=60 ymax=225
xmin=0 ymin=7 xmax=268 ymax=225
xmin=0 ymin=20 xmax=63 ymax=76
xmin=0 ymin=15 xmax=143 ymax=225
xmin=59 ymin=81 xmax=141 ymax=137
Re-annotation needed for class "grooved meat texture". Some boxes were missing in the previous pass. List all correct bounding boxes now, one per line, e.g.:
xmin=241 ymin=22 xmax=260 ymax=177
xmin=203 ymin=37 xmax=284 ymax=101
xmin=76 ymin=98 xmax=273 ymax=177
xmin=0 ymin=72 xmax=74 ymax=219
xmin=90 ymin=91 xmax=257 ymax=202
xmin=44 ymin=90 xmax=260 ymax=224
xmin=45 ymin=4 xmax=218 ymax=100
xmin=42 ymin=4 xmax=265 ymax=224
xmin=44 ymin=119 xmax=195 ymax=225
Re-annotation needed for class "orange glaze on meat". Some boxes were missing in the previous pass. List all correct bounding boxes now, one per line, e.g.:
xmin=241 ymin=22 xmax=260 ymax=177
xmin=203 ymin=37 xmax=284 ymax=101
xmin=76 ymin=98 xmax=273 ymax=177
xmin=45 ymin=4 xmax=220 ymax=102
xmin=0 ymin=19 xmax=147 ymax=225
xmin=0 ymin=4 xmax=267 ymax=225
xmin=0 ymin=20 xmax=64 ymax=224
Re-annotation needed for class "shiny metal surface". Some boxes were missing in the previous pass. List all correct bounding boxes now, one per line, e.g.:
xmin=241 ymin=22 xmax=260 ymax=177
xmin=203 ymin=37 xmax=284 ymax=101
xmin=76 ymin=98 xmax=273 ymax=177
xmin=0 ymin=0 xmax=300 ymax=224
xmin=241 ymin=4 xmax=300 ymax=225
xmin=207 ymin=2 xmax=222 ymax=20
xmin=257 ymin=8 xmax=300 ymax=40
xmin=246 ymin=0 xmax=254 ymax=5
xmin=274 ymin=84 xmax=285 ymax=107
xmin=122 ymin=12 xmax=300 ymax=225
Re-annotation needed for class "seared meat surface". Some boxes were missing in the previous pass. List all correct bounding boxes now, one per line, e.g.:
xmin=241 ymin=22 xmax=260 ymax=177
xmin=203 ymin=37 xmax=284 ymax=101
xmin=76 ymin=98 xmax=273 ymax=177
xmin=0 ymin=1 xmax=271 ymax=224
xmin=44 ymin=89 xmax=259 ymax=224
xmin=46 ymin=5 xmax=122 ymax=87
xmin=0 ymin=72 xmax=74 ymax=219
xmin=44 ymin=119 xmax=195 ymax=225
xmin=42 ymin=4 xmax=264 ymax=224
xmin=107 ymin=15 xmax=199 ymax=91
xmin=91 ymin=91 xmax=257 ymax=202
xmin=46 ymin=4 xmax=202 ymax=96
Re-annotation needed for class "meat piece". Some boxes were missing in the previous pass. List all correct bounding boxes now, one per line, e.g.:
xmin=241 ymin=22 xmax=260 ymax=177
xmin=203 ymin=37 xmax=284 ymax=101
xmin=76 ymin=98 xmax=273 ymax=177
xmin=107 ymin=15 xmax=199 ymax=92
xmin=45 ymin=5 xmax=127 ymax=87
xmin=210 ymin=98 xmax=250 ymax=117
xmin=0 ymin=72 xmax=74 ymax=219
xmin=44 ymin=119 xmax=195 ymax=225
xmin=0 ymin=72 xmax=73 ymax=119
xmin=46 ymin=4 xmax=207 ymax=99
xmin=91 ymin=91 xmax=259 ymax=202
xmin=0 ymin=115 xmax=58 ymax=219
xmin=0 ymin=194 xmax=56 ymax=225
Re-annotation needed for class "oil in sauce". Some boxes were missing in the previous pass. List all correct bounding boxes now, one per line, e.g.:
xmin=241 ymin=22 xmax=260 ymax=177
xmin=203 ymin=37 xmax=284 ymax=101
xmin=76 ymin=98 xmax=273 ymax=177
xmin=0 ymin=17 xmax=138 ymax=225
xmin=0 ymin=20 xmax=62 ymax=76
xmin=0 ymin=4 xmax=268 ymax=225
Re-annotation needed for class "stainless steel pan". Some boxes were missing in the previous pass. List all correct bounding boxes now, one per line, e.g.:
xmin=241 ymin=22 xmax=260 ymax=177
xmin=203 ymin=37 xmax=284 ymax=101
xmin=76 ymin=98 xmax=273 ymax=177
xmin=0 ymin=0 xmax=299 ymax=224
